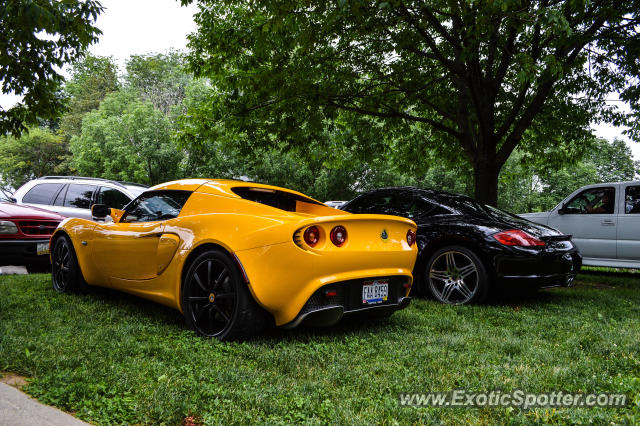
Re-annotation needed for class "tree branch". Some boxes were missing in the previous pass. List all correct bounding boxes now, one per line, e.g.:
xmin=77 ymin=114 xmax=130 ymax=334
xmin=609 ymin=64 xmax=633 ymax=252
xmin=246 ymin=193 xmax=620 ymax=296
xmin=327 ymin=99 xmax=461 ymax=138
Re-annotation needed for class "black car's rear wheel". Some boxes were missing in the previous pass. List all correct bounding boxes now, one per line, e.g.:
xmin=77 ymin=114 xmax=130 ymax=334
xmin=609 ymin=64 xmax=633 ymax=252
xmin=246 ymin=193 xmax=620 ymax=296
xmin=425 ymin=245 xmax=488 ymax=304
xmin=51 ymin=235 xmax=87 ymax=293
xmin=182 ymin=249 xmax=265 ymax=340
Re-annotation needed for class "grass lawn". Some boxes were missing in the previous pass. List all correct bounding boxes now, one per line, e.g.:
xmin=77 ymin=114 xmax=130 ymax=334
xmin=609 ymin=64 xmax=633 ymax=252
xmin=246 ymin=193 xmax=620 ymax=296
xmin=1 ymin=270 xmax=639 ymax=425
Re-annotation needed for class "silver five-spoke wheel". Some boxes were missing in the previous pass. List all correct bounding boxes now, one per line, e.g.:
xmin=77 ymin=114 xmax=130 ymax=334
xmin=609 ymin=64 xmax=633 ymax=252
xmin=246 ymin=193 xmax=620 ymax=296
xmin=425 ymin=245 xmax=488 ymax=304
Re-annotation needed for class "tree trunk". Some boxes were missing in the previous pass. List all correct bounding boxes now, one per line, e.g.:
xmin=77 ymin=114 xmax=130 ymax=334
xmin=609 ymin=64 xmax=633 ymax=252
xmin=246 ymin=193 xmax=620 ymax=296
xmin=473 ymin=159 xmax=500 ymax=206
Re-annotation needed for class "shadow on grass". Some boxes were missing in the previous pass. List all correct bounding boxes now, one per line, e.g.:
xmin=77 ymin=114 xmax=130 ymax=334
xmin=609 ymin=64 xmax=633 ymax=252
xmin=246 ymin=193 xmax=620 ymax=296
xmin=76 ymin=284 xmax=397 ymax=342
xmin=79 ymin=285 xmax=186 ymax=327
xmin=68 ymin=269 xmax=630 ymax=343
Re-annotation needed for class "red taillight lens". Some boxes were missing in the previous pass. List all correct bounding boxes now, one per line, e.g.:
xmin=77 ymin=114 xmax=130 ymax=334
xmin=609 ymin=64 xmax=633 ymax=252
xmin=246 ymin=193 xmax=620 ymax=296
xmin=407 ymin=229 xmax=416 ymax=247
xmin=303 ymin=226 xmax=320 ymax=247
xmin=330 ymin=225 xmax=347 ymax=247
xmin=493 ymin=229 xmax=545 ymax=247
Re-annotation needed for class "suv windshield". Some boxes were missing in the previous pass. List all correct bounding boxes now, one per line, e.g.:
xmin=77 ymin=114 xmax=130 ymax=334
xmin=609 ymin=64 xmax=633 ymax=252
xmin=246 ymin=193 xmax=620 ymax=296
xmin=0 ymin=189 xmax=12 ymax=202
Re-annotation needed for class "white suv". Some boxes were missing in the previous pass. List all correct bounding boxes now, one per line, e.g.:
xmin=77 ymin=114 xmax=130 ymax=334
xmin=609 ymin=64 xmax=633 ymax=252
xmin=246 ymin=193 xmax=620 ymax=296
xmin=13 ymin=176 xmax=147 ymax=220
xmin=521 ymin=181 xmax=640 ymax=269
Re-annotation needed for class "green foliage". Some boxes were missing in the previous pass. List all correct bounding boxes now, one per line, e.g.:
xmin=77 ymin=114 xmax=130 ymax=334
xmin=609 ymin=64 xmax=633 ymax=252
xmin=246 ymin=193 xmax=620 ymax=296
xmin=60 ymin=55 xmax=120 ymax=137
xmin=125 ymin=51 xmax=193 ymax=116
xmin=1 ymin=272 xmax=638 ymax=424
xmin=0 ymin=127 xmax=72 ymax=189
xmin=70 ymin=90 xmax=183 ymax=185
xmin=0 ymin=0 xmax=103 ymax=136
xmin=499 ymin=138 xmax=640 ymax=213
xmin=182 ymin=0 xmax=640 ymax=204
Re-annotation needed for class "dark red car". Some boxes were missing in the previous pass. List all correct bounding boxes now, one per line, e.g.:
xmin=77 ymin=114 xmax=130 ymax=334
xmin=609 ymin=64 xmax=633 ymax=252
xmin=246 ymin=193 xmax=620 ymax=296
xmin=0 ymin=202 xmax=64 ymax=272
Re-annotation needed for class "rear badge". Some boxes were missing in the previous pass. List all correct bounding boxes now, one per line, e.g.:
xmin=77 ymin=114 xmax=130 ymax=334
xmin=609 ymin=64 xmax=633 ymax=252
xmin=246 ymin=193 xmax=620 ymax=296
xmin=381 ymin=229 xmax=388 ymax=241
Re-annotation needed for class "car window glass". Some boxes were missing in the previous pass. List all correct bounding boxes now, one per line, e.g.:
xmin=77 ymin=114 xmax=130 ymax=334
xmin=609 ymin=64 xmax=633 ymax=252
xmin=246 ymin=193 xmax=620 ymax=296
xmin=231 ymin=187 xmax=323 ymax=212
xmin=352 ymin=192 xmax=416 ymax=217
xmin=392 ymin=193 xmax=420 ymax=218
xmin=53 ymin=185 xmax=67 ymax=206
xmin=22 ymin=183 xmax=64 ymax=205
xmin=413 ymin=197 xmax=451 ymax=218
xmin=0 ymin=189 xmax=11 ymax=202
xmin=342 ymin=194 xmax=378 ymax=213
xmin=97 ymin=187 xmax=131 ymax=210
xmin=564 ymin=187 xmax=615 ymax=214
xmin=625 ymin=186 xmax=640 ymax=214
xmin=63 ymin=184 xmax=96 ymax=209
xmin=122 ymin=190 xmax=191 ymax=223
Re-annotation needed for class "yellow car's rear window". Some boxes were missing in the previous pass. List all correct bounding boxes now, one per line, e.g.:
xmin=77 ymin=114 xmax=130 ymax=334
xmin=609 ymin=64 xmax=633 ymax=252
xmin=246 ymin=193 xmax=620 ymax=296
xmin=231 ymin=187 xmax=322 ymax=212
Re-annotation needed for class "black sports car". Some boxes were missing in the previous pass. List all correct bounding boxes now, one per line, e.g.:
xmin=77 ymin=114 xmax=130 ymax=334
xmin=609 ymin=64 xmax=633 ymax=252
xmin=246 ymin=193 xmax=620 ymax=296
xmin=342 ymin=187 xmax=582 ymax=304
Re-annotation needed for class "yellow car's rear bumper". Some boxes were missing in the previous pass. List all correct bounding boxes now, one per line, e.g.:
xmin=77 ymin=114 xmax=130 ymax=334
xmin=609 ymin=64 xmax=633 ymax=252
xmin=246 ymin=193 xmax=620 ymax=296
xmin=236 ymin=241 xmax=415 ymax=326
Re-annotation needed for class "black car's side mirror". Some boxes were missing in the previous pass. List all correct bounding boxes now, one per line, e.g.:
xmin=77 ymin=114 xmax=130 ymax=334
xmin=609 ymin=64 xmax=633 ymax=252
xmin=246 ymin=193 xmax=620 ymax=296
xmin=91 ymin=204 xmax=111 ymax=220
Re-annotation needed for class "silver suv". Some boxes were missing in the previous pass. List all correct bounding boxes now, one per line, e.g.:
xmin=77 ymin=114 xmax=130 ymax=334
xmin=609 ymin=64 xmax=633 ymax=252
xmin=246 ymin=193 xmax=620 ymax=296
xmin=520 ymin=181 xmax=640 ymax=269
xmin=13 ymin=176 xmax=147 ymax=220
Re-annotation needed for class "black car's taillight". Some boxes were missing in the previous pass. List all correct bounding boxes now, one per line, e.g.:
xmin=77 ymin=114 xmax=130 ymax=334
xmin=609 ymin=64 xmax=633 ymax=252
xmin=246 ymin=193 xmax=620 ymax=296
xmin=493 ymin=229 xmax=545 ymax=247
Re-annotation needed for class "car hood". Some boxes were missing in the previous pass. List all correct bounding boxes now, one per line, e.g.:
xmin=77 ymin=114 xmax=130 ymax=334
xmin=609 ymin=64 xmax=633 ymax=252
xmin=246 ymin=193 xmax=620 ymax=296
xmin=0 ymin=202 xmax=65 ymax=221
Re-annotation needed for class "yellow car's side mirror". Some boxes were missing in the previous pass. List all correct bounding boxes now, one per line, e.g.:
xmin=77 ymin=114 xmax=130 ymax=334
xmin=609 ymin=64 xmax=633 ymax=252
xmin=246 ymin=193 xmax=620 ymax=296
xmin=110 ymin=208 xmax=124 ymax=223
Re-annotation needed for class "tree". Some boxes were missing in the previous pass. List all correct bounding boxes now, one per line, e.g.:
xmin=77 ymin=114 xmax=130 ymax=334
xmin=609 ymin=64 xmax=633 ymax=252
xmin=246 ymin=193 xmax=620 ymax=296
xmin=125 ymin=52 xmax=192 ymax=116
xmin=0 ymin=0 xmax=103 ymax=136
xmin=0 ymin=127 xmax=72 ymax=189
xmin=60 ymin=55 xmax=120 ymax=137
xmin=498 ymin=138 xmax=639 ymax=213
xmin=182 ymin=0 xmax=640 ymax=205
xmin=176 ymin=79 xmax=454 ymax=200
xmin=70 ymin=90 xmax=183 ymax=185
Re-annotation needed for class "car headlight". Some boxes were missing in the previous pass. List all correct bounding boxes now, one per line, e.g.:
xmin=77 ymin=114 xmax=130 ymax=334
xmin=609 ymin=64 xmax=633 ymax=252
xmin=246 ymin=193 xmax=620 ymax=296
xmin=0 ymin=220 xmax=19 ymax=234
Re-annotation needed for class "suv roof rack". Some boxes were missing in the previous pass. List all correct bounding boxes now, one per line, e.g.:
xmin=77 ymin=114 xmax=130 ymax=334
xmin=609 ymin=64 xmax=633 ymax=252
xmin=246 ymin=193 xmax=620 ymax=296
xmin=39 ymin=176 xmax=149 ymax=190
xmin=117 ymin=181 xmax=149 ymax=188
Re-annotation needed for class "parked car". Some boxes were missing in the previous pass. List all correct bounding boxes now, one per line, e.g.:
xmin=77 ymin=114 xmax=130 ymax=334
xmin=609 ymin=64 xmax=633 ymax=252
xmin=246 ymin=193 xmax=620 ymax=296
xmin=0 ymin=189 xmax=12 ymax=202
xmin=520 ymin=181 xmax=640 ymax=269
xmin=324 ymin=200 xmax=347 ymax=209
xmin=50 ymin=179 xmax=418 ymax=340
xmin=0 ymin=201 xmax=64 ymax=272
xmin=342 ymin=187 xmax=582 ymax=304
xmin=13 ymin=176 xmax=147 ymax=220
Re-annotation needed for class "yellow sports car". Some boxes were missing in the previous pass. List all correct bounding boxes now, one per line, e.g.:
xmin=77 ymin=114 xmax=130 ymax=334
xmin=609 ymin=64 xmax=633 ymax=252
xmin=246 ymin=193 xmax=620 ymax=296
xmin=50 ymin=179 xmax=418 ymax=340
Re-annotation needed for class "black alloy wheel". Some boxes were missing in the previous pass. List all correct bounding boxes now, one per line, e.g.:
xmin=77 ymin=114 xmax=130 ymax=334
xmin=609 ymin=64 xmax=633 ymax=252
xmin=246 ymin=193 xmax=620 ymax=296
xmin=51 ymin=235 xmax=86 ymax=293
xmin=182 ymin=249 xmax=265 ymax=340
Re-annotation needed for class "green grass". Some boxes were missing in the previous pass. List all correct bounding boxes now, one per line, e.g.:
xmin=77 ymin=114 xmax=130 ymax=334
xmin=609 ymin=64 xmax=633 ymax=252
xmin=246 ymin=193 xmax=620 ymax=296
xmin=1 ymin=272 xmax=638 ymax=425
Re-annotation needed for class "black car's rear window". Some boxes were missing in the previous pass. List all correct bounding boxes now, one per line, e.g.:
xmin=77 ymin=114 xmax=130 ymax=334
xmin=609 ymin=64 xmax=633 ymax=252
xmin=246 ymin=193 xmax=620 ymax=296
xmin=231 ymin=187 xmax=322 ymax=212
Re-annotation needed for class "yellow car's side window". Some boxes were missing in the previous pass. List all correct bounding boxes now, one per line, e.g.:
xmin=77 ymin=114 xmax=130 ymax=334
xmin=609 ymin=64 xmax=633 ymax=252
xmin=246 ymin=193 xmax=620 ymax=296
xmin=122 ymin=190 xmax=192 ymax=223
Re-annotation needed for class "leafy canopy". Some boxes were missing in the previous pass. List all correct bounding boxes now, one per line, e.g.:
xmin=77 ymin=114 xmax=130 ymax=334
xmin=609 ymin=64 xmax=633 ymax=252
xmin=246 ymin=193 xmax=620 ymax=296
xmin=0 ymin=0 xmax=104 ymax=136
xmin=182 ymin=0 xmax=640 ymax=205
xmin=70 ymin=90 xmax=183 ymax=185
xmin=0 ymin=127 xmax=72 ymax=189
xmin=60 ymin=54 xmax=120 ymax=137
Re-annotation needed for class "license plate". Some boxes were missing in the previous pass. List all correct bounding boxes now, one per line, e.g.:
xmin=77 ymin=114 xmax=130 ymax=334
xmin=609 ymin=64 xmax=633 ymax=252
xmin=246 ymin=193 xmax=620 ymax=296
xmin=36 ymin=242 xmax=49 ymax=256
xmin=362 ymin=279 xmax=389 ymax=305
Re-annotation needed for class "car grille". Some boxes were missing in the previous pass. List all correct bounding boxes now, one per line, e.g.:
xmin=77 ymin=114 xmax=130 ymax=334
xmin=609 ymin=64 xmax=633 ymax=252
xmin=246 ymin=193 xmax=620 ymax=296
xmin=17 ymin=220 xmax=60 ymax=236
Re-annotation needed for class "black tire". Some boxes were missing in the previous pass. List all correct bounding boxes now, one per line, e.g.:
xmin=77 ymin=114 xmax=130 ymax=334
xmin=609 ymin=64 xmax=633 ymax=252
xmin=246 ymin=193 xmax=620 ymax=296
xmin=181 ymin=249 xmax=266 ymax=340
xmin=51 ymin=235 xmax=88 ymax=294
xmin=423 ymin=245 xmax=488 ymax=304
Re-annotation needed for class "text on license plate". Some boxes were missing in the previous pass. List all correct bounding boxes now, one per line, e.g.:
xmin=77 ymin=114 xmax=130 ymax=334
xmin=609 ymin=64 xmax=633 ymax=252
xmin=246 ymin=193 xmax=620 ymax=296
xmin=362 ymin=279 xmax=389 ymax=305
xmin=36 ymin=242 xmax=49 ymax=256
